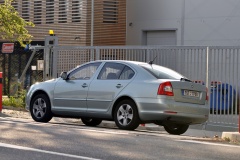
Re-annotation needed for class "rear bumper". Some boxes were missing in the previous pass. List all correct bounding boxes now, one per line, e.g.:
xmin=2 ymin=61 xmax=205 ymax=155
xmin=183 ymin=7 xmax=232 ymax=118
xmin=135 ymin=97 xmax=209 ymax=124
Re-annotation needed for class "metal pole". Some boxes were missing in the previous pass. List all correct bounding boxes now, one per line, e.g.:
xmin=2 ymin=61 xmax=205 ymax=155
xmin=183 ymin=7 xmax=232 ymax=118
xmin=181 ymin=0 xmax=185 ymax=46
xmin=91 ymin=0 xmax=94 ymax=46
xmin=18 ymin=49 xmax=37 ymax=83
xmin=206 ymin=47 xmax=209 ymax=90
xmin=0 ymin=72 xmax=2 ymax=112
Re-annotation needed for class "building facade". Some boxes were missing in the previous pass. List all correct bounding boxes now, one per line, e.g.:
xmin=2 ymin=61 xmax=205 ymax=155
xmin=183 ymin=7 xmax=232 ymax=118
xmin=0 ymin=0 xmax=126 ymax=46
xmin=126 ymin=0 xmax=240 ymax=46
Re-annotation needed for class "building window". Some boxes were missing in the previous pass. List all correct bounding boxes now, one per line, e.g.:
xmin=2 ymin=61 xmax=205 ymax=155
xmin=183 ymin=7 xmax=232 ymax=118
xmin=46 ymin=0 xmax=54 ymax=24
xmin=72 ymin=0 xmax=83 ymax=22
xmin=12 ymin=1 xmax=18 ymax=11
xmin=103 ymin=0 xmax=118 ymax=24
xmin=22 ymin=0 xmax=30 ymax=21
xmin=58 ymin=0 xmax=68 ymax=23
xmin=34 ymin=1 xmax=42 ymax=24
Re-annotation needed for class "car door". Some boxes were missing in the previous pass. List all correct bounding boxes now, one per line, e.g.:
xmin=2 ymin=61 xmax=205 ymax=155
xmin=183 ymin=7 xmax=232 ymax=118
xmin=52 ymin=62 xmax=102 ymax=112
xmin=87 ymin=62 xmax=135 ymax=113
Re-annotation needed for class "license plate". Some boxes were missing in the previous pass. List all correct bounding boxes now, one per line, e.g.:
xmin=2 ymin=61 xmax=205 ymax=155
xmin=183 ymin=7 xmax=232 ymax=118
xmin=183 ymin=90 xmax=200 ymax=98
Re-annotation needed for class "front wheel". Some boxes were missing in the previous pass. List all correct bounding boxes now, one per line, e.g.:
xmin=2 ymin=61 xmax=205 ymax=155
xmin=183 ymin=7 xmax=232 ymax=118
xmin=114 ymin=99 xmax=140 ymax=130
xmin=164 ymin=124 xmax=189 ymax=135
xmin=30 ymin=94 xmax=53 ymax=122
xmin=81 ymin=118 xmax=102 ymax=126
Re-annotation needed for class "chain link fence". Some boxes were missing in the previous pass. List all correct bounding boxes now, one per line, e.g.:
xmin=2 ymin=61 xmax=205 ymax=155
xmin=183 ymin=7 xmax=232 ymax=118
xmin=0 ymin=42 xmax=44 ymax=96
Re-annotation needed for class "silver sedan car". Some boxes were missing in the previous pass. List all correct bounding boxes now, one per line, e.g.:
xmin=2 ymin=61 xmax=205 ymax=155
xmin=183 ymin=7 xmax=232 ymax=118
xmin=26 ymin=60 xmax=209 ymax=135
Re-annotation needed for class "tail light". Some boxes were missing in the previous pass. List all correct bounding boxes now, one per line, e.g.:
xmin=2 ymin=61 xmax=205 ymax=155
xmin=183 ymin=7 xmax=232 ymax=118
xmin=158 ymin=81 xmax=174 ymax=96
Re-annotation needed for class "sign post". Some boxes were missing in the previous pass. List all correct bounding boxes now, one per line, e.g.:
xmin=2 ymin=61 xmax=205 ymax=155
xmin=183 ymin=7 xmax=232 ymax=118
xmin=0 ymin=72 xmax=2 ymax=112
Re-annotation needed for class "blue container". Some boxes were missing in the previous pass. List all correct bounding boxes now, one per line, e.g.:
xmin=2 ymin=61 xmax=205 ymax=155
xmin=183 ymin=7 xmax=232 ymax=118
xmin=210 ymin=83 xmax=236 ymax=113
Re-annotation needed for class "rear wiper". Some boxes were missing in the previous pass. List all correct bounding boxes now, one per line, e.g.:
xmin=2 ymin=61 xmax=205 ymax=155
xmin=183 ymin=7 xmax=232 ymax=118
xmin=180 ymin=78 xmax=192 ymax=82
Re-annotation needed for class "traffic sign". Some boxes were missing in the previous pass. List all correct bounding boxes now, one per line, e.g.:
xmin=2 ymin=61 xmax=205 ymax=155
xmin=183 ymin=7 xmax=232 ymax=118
xmin=1 ymin=43 xmax=14 ymax=53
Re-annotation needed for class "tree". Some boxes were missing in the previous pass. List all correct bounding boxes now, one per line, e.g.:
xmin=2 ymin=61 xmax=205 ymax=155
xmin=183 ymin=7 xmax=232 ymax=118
xmin=0 ymin=0 xmax=35 ymax=46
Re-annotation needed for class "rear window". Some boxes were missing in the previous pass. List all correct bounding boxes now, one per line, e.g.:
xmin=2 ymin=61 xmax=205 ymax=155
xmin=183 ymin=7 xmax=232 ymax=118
xmin=141 ymin=64 xmax=184 ymax=79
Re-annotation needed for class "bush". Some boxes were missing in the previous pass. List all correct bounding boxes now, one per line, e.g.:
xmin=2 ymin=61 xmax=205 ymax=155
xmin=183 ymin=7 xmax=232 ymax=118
xmin=2 ymin=89 xmax=26 ymax=109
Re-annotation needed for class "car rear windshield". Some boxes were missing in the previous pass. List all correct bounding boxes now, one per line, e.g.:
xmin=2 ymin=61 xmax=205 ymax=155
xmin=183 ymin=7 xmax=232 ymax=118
xmin=140 ymin=64 xmax=184 ymax=79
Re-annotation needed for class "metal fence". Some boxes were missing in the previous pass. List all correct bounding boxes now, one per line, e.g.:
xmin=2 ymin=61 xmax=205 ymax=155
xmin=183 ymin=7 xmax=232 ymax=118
xmin=55 ymin=46 xmax=239 ymax=130
xmin=1 ymin=44 xmax=238 ymax=130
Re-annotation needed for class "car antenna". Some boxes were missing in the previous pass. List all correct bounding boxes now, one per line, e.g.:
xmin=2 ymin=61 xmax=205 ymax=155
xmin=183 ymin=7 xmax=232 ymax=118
xmin=148 ymin=55 xmax=157 ymax=65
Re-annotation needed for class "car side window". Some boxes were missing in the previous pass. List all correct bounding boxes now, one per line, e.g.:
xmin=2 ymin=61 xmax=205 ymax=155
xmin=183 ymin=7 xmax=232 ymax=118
xmin=68 ymin=62 xmax=101 ymax=80
xmin=98 ymin=62 xmax=135 ymax=80
xmin=98 ymin=62 xmax=125 ymax=80
xmin=119 ymin=66 xmax=135 ymax=80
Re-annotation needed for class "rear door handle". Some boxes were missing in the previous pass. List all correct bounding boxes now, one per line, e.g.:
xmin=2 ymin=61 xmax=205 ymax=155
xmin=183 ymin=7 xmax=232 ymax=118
xmin=116 ymin=84 xmax=123 ymax=88
xmin=82 ymin=83 xmax=88 ymax=88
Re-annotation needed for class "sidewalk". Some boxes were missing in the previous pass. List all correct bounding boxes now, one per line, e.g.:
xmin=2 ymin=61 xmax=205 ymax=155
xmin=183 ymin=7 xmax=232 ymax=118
xmin=0 ymin=106 xmax=238 ymax=143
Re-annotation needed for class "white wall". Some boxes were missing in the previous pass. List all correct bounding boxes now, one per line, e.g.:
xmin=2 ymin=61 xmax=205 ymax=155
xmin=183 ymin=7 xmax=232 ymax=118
xmin=127 ymin=0 xmax=240 ymax=46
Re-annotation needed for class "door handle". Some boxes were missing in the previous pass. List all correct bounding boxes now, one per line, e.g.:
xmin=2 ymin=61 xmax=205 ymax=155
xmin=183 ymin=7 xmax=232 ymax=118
xmin=116 ymin=84 xmax=122 ymax=88
xmin=82 ymin=83 xmax=88 ymax=88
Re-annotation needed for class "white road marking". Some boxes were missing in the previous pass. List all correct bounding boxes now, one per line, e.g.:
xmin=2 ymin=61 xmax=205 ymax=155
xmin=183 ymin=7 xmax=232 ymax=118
xmin=178 ymin=140 xmax=240 ymax=148
xmin=0 ymin=142 xmax=101 ymax=160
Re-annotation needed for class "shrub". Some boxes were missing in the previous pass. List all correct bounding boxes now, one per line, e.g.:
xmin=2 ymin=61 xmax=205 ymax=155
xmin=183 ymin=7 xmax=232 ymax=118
xmin=2 ymin=89 xmax=26 ymax=109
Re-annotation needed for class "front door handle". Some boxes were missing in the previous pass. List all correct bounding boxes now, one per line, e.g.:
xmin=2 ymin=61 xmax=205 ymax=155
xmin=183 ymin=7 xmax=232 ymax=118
xmin=82 ymin=83 xmax=88 ymax=88
xmin=116 ymin=84 xmax=122 ymax=88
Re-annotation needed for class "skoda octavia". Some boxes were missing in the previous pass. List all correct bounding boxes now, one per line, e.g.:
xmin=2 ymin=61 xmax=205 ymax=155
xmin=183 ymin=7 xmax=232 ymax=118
xmin=26 ymin=60 xmax=209 ymax=135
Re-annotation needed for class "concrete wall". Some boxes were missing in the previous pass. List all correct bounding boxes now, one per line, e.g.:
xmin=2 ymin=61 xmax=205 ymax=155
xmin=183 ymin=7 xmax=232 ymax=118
xmin=127 ymin=0 xmax=240 ymax=46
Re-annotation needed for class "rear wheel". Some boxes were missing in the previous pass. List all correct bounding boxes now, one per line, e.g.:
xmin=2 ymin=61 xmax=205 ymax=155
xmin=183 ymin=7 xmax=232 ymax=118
xmin=30 ymin=94 xmax=53 ymax=122
xmin=114 ymin=99 xmax=140 ymax=130
xmin=81 ymin=118 xmax=102 ymax=126
xmin=164 ymin=124 xmax=189 ymax=135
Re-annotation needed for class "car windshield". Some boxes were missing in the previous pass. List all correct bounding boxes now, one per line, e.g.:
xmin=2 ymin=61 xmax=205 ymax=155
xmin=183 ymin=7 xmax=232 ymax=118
xmin=140 ymin=64 xmax=185 ymax=80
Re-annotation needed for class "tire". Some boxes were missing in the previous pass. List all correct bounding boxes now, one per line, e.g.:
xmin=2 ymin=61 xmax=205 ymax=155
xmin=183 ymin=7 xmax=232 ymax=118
xmin=164 ymin=124 xmax=189 ymax=135
xmin=114 ymin=99 xmax=140 ymax=130
xmin=81 ymin=118 xmax=102 ymax=126
xmin=154 ymin=121 xmax=163 ymax=126
xmin=30 ymin=94 xmax=53 ymax=122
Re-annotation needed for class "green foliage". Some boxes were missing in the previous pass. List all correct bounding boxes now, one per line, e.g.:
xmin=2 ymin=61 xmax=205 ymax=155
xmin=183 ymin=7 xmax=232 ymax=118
xmin=0 ymin=0 xmax=35 ymax=46
xmin=223 ymin=137 xmax=231 ymax=142
xmin=2 ymin=89 xmax=26 ymax=108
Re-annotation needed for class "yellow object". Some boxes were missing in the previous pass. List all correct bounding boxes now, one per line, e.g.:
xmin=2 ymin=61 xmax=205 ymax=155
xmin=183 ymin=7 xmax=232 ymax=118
xmin=49 ymin=30 xmax=54 ymax=35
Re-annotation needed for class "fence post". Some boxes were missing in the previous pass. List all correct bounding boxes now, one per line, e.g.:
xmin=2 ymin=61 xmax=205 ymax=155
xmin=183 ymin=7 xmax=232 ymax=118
xmin=0 ymin=72 xmax=2 ymax=112
xmin=95 ymin=47 xmax=100 ymax=60
xmin=206 ymin=47 xmax=209 ymax=90
xmin=52 ymin=46 xmax=59 ymax=78
xmin=146 ymin=47 xmax=150 ymax=62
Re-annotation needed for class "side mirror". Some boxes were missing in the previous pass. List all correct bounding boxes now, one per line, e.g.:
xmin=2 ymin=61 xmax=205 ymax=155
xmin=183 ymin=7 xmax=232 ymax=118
xmin=60 ymin=72 xmax=68 ymax=80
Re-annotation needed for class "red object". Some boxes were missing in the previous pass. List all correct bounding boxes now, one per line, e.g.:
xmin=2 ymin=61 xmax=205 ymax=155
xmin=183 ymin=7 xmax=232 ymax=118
xmin=0 ymin=72 xmax=2 ymax=112
xmin=1 ymin=43 xmax=14 ymax=53
xmin=158 ymin=81 xmax=174 ymax=96
xmin=206 ymin=87 xmax=208 ymax=101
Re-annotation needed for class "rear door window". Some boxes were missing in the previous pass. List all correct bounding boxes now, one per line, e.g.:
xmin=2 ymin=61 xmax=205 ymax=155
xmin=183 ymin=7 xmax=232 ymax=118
xmin=98 ymin=62 xmax=135 ymax=80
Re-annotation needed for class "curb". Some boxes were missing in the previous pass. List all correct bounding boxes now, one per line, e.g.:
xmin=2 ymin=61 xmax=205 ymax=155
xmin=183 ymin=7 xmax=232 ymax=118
xmin=222 ymin=132 xmax=240 ymax=143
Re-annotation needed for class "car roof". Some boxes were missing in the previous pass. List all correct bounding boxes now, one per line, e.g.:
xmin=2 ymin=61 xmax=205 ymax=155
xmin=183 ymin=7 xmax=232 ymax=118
xmin=94 ymin=60 xmax=147 ymax=65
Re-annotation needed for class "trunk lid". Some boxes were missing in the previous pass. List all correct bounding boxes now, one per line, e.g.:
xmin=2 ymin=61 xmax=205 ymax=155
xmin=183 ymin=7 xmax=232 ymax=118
xmin=170 ymin=81 xmax=207 ymax=105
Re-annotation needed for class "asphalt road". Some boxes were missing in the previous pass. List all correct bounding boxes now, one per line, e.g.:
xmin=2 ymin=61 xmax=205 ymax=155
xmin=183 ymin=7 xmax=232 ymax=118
xmin=0 ymin=117 xmax=239 ymax=160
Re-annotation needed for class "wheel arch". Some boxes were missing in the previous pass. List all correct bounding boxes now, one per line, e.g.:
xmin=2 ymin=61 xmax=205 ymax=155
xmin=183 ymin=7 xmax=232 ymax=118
xmin=30 ymin=90 xmax=51 ymax=107
xmin=111 ymin=96 xmax=138 ymax=118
